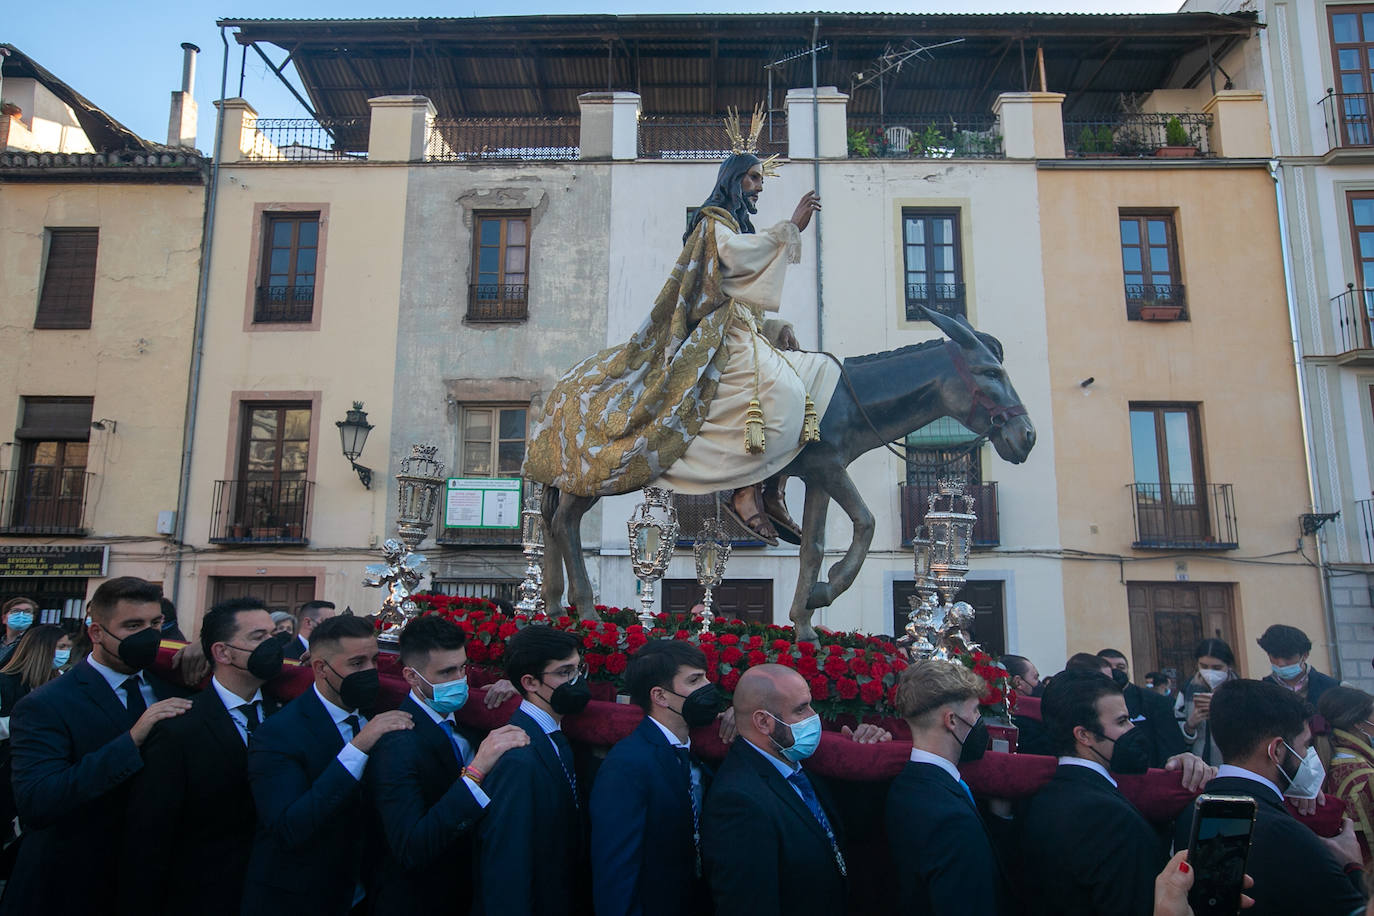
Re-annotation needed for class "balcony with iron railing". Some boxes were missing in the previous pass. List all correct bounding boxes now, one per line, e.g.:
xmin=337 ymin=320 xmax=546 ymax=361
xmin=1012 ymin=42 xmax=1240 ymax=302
xmin=1357 ymin=497 xmax=1374 ymax=565
xmin=906 ymin=283 xmax=967 ymax=320
xmin=254 ymin=284 xmax=315 ymax=323
xmin=1063 ymin=112 xmax=1213 ymax=158
xmin=242 ymin=118 xmax=370 ymax=162
xmin=899 ymin=481 xmax=1000 ymax=547
xmin=847 ymin=115 xmax=1004 ymax=159
xmin=1128 ymin=482 xmax=1237 ymax=550
xmin=1125 ymin=283 xmax=1189 ymax=322
xmin=1319 ymin=91 xmax=1374 ymax=152
xmin=1329 ymin=285 xmax=1374 ymax=364
xmin=637 ymin=116 xmax=789 ymax=161
xmin=0 ymin=468 xmax=94 ymax=536
xmin=467 ymin=284 xmax=529 ymax=322
xmin=426 ymin=118 xmax=580 ymax=162
xmin=208 ymin=479 xmax=314 ymax=545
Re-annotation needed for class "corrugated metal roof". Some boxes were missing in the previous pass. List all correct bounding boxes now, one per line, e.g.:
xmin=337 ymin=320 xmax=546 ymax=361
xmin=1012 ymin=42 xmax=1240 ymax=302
xmin=221 ymin=12 xmax=1259 ymax=120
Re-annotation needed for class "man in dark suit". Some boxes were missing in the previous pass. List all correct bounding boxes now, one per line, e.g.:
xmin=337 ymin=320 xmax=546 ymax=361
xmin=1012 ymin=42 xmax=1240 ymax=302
xmin=241 ymin=614 xmax=413 ymax=916
xmin=886 ymin=658 xmax=1008 ymax=916
xmin=1021 ymin=670 xmax=1212 ymax=916
xmin=591 ymin=639 xmax=719 ymax=916
xmin=475 ymin=625 xmax=592 ymax=916
xmin=1175 ymin=679 xmax=1365 ymax=916
xmin=1256 ymin=624 xmax=1341 ymax=708
xmin=283 ymin=599 xmax=336 ymax=661
xmin=367 ymin=615 xmax=528 ymax=915
xmin=702 ymin=664 xmax=847 ymax=916
xmin=118 ymin=597 xmax=285 ymax=916
xmin=1100 ymin=648 xmax=1187 ymax=767
xmin=1 ymin=577 xmax=191 ymax=915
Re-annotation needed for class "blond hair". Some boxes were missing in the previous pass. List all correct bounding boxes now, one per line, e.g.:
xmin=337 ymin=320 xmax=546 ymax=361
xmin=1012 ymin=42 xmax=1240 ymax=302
xmin=895 ymin=658 xmax=985 ymax=724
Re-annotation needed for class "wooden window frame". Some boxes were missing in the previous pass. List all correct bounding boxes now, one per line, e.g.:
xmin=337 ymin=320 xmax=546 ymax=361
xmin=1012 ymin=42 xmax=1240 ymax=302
xmin=469 ymin=211 xmax=531 ymax=322
xmin=255 ymin=212 xmax=320 ymax=324
xmin=457 ymin=404 xmax=528 ymax=480
xmin=1119 ymin=210 xmax=1187 ymax=320
xmin=900 ymin=208 xmax=965 ymax=319
xmin=1129 ymin=403 xmax=1206 ymax=493
xmin=7 ymin=397 xmax=93 ymax=533
xmin=1329 ymin=5 xmax=1374 ymax=146
xmin=35 ymin=228 xmax=98 ymax=329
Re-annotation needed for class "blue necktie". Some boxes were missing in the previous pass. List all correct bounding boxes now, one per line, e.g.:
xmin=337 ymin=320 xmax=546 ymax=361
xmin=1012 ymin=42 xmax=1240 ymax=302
xmin=787 ymin=769 xmax=847 ymax=876
xmin=443 ymin=720 xmax=469 ymax=766
xmin=959 ymin=777 xmax=977 ymax=807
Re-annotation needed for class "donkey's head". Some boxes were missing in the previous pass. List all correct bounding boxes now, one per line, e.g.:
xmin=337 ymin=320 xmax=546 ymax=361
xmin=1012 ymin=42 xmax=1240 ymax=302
xmin=918 ymin=306 xmax=1036 ymax=464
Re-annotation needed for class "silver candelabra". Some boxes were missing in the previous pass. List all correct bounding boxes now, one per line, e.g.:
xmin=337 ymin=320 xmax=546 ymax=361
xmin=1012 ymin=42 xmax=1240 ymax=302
xmin=904 ymin=477 xmax=981 ymax=661
xmin=627 ymin=486 xmax=679 ymax=630
xmin=367 ymin=444 xmax=445 ymax=643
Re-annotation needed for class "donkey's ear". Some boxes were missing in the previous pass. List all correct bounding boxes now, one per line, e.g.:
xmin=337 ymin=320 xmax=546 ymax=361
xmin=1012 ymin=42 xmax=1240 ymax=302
xmin=975 ymin=331 xmax=1004 ymax=363
xmin=920 ymin=306 xmax=982 ymax=351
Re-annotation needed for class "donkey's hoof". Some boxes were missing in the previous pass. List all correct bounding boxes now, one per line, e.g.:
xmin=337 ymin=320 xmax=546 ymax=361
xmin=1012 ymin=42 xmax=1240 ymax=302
xmin=793 ymin=622 xmax=819 ymax=643
xmin=806 ymin=582 xmax=834 ymax=609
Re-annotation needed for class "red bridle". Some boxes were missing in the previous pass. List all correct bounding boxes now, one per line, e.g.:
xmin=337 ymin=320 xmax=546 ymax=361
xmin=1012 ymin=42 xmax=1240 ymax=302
xmin=945 ymin=340 xmax=1028 ymax=430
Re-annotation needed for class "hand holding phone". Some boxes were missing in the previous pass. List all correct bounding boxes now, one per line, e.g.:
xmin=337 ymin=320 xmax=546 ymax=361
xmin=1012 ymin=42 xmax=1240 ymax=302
xmin=1186 ymin=794 xmax=1257 ymax=916
xmin=1188 ymin=692 xmax=1213 ymax=730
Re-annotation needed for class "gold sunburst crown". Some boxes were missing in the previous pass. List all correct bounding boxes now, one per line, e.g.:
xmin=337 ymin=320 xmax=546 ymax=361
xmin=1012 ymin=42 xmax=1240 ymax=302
xmin=723 ymin=103 xmax=781 ymax=177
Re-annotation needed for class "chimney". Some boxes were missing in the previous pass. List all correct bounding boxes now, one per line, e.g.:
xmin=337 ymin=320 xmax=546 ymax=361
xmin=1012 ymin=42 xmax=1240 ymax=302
xmin=167 ymin=42 xmax=199 ymax=148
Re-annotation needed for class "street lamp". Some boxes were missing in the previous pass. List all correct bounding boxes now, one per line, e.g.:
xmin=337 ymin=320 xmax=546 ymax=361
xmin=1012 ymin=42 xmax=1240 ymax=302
xmin=336 ymin=401 xmax=374 ymax=489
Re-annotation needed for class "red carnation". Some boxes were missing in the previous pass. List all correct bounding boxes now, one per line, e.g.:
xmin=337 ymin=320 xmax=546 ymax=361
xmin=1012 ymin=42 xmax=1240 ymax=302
xmin=698 ymin=632 xmax=717 ymax=644
xmin=598 ymin=630 xmax=618 ymax=648
xmin=582 ymin=634 xmax=598 ymax=649
xmin=771 ymin=639 xmax=791 ymax=652
xmin=479 ymin=621 xmax=499 ymax=635
xmin=721 ymin=647 xmax=744 ymax=665
xmin=585 ymin=653 xmax=605 ymax=674
xmin=497 ymin=622 xmax=518 ymax=639
xmin=675 ymin=629 xmax=691 ymax=640
xmin=835 ymin=677 xmax=859 ymax=700
xmin=827 ymin=644 xmax=844 ymax=656
xmin=604 ymin=652 xmax=629 ymax=675
xmin=798 ymin=641 xmax=818 ymax=656
xmin=886 ymin=684 xmax=899 ymax=706
xmin=798 ymin=655 xmax=820 ymax=676
xmin=747 ymin=635 xmax=763 ymax=649
xmin=808 ymin=676 xmax=830 ymax=701
xmin=722 ymin=669 xmax=742 ymax=691
xmin=775 ymin=653 xmax=797 ymax=669
xmin=849 ymin=656 xmax=871 ymax=677
xmin=860 ymin=679 xmax=884 ymax=705
xmin=869 ymin=660 xmax=889 ymax=679
xmin=467 ymin=642 xmax=489 ymax=662
xmin=823 ymin=657 xmax=849 ymax=679
xmin=748 ymin=650 xmax=767 ymax=667
xmin=627 ymin=631 xmax=648 ymax=651
xmin=719 ymin=634 xmax=740 ymax=647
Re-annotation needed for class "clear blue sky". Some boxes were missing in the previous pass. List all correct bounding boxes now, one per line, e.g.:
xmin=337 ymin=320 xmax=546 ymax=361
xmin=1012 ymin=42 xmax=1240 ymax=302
xmin=5 ymin=0 xmax=1182 ymax=150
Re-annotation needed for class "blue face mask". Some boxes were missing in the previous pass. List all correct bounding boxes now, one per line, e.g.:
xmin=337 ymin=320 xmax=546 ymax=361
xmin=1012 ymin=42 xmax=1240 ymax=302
xmin=7 ymin=612 xmax=33 ymax=632
xmin=415 ymin=670 xmax=469 ymax=715
xmin=768 ymin=711 xmax=822 ymax=762
xmin=52 ymin=649 xmax=70 ymax=669
xmin=1272 ymin=662 xmax=1304 ymax=681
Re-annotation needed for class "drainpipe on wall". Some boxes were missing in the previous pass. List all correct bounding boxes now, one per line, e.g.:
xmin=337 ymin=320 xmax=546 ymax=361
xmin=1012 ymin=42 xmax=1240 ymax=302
xmin=1260 ymin=27 xmax=1342 ymax=679
xmin=812 ymin=17 xmax=824 ymax=351
xmin=169 ymin=27 xmax=229 ymax=615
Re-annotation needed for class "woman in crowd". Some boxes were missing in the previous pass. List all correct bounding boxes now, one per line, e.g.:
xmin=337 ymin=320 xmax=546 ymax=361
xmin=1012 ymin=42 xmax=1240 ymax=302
xmin=270 ymin=611 xmax=296 ymax=639
xmin=1175 ymin=637 xmax=1238 ymax=766
xmin=0 ymin=597 xmax=38 ymax=667
xmin=1319 ymin=685 xmax=1374 ymax=862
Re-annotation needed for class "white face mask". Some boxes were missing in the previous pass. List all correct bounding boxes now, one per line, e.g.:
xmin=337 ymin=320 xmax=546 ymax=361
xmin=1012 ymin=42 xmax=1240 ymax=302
xmin=1199 ymin=669 xmax=1228 ymax=690
xmin=1277 ymin=742 xmax=1325 ymax=800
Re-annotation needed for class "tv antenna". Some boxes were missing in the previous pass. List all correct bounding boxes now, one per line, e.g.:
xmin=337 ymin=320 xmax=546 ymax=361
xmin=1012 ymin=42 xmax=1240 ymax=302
xmin=850 ymin=38 xmax=966 ymax=129
xmin=763 ymin=39 xmax=830 ymax=144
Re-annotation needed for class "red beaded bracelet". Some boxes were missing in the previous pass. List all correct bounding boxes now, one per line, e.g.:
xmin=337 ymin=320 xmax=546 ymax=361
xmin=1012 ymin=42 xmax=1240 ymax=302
xmin=463 ymin=765 xmax=485 ymax=785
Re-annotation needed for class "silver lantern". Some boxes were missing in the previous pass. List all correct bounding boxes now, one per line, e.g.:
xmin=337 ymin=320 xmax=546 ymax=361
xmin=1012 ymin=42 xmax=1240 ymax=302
xmin=903 ymin=477 xmax=981 ymax=660
xmin=627 ymin=486 xmax=679 ymax=630
xmin=693 ymin=514 xmax=731 ymax=634
xmin=370 ymin=444 xmax=445 ymax=644
xmin=395 ymin=444 xmax=445 ymax=550
xmin=515 ymin=483 xmax=548 ymax=621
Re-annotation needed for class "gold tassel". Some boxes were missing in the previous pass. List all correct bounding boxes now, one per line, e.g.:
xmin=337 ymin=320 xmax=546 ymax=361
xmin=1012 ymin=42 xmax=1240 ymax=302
xmin=801 ymin=395 xmax=821 ymax=443
xmin=745 ymin=398 xmax=766 ymax=454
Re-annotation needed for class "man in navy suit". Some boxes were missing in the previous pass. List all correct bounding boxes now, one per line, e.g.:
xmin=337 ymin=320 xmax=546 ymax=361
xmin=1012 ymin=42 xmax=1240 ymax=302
xmin=886 ymin=658 xmax=1008 ymax=916
xmin=702 ymin=664 xmax=848 ymax=916
xmin=283 ymin=599 xmax=336 ymax=661
xmin=241 ymin=613 xmax=413 ymax=916
xmin=119 ymin=596 xmax=286 ymax=916
xmin=1174 ymin=679 xmax=1366 ymax=916
xmin=1020 ymin=671 xmax=1213 ymax=916
xmin=366 ymin=615 xmax=528 ymax=915
xmin=1 ymin=576 xmax=191 ymax=915
xmin=591 ymin=639 xmax=720 ymax=916
xmin=475 ymin=625 xmax=592 ymax=916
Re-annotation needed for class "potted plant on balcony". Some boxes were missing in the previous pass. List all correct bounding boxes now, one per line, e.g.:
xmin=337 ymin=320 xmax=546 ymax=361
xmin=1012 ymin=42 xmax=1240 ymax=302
xmin=847 ymin=127 xmax=876 ymax=158
xmin=1076 ymin=125 xmax=1118 ymax=158
xmin=1156 ymin=116 xmax=1201 ymax=158
xmin=1138 ymin=296 xmax=1184 ymax=321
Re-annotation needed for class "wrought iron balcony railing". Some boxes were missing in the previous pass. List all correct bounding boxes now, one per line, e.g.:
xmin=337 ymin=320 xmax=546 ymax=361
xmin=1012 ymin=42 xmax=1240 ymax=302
xmin=1063 ymin=112 xmax=1213 ymax=157
xmin=254 ymin=285 xmax=316 ymax=323
xmin=467 ymin=283 xmax=529 ymax=322
xmin=1357 ymin=497 xmax=1374 ymax=565
xmin=0 ymin=467 xmax=94 ymax=535
xmin=847 ymin=115 xmax=1004 ymax=159
xmin=436 ymin=526 xmax=523 ymax=546
xmin=209 ymin=479 xmax=314 ymax=544
xmin=244 ymin=118 xmax=369 ymax=162
xmin=1125 ymin=283 xmax=1189 ymax=321
xmin=426 ymin=118 xmax=579 ymax=162
xmin=1320 ymin=91 xmax=1374 ymax=150
xmin=638 ymin=116 xmax=788 ymax=161
xmin=1129 ymin=482 xmax=1237 ymax=549
xmin=906 ymin=283 xmax=967 ymax=320
xmin=1331 ymin=285 xmax=1374 ymax=354
xmin=900 ymin=481 xmax=1000 ymax=547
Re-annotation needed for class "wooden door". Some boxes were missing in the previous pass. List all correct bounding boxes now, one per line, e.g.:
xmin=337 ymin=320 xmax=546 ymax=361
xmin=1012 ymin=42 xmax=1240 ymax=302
xmin=211 ymin=577 xmax=316 ymax=615
xmin=1127 ymin=582 xmax=1237 ymax=683
xmin=662 ymin=578 xmax=773 ymax=625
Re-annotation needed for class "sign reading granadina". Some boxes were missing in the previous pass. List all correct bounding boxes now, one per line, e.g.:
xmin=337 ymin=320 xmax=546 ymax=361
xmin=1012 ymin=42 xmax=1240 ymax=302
xmin=0 ymin=545 xmax=110 ymax=578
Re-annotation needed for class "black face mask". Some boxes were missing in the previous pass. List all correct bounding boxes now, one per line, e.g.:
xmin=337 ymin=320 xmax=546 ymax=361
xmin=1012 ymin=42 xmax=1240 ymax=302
xmin=1030 ymin=681 xmax=1046 ymax=698
xmin=108 ymin=626 xmax=161 ymax=671
xmin=548 ymin=676 xmax=591 ymax=716
xmin=1100 ymin=725 xmax=1152 ymax=775
xmin=955 ymin=713 xmax=990 ymax=763
xmin=1110 ymin=668 xmax=1130 ymax=688
xmin=669 ymin=683 xmax=722 ymax=729
xmin=228 ymin=638 xmax=284 ymax=681
xmin=327 ymin=664 xmax=380 ymax=712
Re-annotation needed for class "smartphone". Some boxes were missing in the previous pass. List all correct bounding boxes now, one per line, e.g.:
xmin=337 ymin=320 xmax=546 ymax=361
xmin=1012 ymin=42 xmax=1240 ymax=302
xmin=1186 ymin=794 xmax=1258 ymax=916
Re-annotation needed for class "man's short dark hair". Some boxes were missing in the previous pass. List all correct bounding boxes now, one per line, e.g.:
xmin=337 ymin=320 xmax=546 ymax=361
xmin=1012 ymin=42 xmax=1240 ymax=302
xmin=297 ymin=600 xmax=336 ymax=623
xmin=1144 ymin=671 xmax=1166 ymax=686
xmin=88 ymin=577 xmax=163 ymax=624
xmin=308 ymin=614 xmax=375 ymax=653
xmin=1041 ymin=670 xmax=1122 ymax=756
xmin=1256 ymin=625 xmax=1312 ymax=659
xmin=1065 ymin=652 xmax=1110 ymax=674
xmin=200 ymin=597 xmax=270 ymax=667
xmin=625 ymin=639 xmax=708 ymax=713
xmin=999 ymin=654 xmax=1033 ymax=680
xmin=399 ymin=615 xmax=467 ymax=670
xmin=504 ymin=626 xmax=582 ymax=697
xmin=1097 ymin=648 xmax=1127 ymax=663
xmin=1210 ymin=679 xmax=1311 ymax=762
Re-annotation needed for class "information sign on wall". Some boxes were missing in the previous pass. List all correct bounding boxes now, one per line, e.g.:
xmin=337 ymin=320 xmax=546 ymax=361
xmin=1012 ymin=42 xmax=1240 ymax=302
xmin=444 ymin=478 xmax=522 ymax=529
